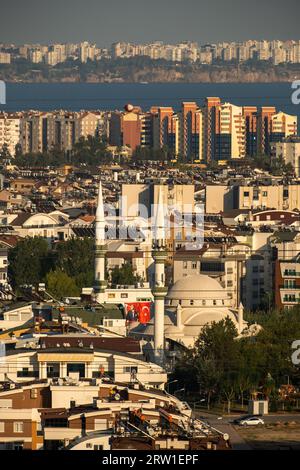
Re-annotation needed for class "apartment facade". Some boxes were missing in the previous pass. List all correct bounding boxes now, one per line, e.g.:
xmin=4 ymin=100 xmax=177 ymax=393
xmin=206 ymin=184 xmax=300 ymax=213
xmin=257 ymin=108 xmax=297 ymax=155
xmin=271 ymin=232 xmax=300 ymax=309
xmin=273 ymin=138 xmax=300 ymax=177
xmin=0 ymin=113 xmax=22 ymax=156
xmin=180 ymin=102 xmax=204 ymax=161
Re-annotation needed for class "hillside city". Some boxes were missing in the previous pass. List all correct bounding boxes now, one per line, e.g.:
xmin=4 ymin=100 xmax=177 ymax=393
xmin=1 ymin=40 xmax=300 ymax=65
xmin=1 ymin=40 xmax=300 ymax=83
xmin=0 ymin=89 xmax=299 ymax=451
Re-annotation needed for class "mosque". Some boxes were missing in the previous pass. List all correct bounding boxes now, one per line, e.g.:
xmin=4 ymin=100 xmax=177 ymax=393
xmin=92 ymin=180 xmax=250 ymax=361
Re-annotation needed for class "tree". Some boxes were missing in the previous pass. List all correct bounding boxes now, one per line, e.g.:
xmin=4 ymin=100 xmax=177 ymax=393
xmin=174 ymin=318 xmax=241 ymax=409
xmin=110 ymin=262 xmax=139 ymax=285
xmin=8 ymin=237 xmax=52 ymax=290
xmin=46 ymin=269 xmax=79 ymax=299
xmin=54 ymin=238 xmax=94 ymax=290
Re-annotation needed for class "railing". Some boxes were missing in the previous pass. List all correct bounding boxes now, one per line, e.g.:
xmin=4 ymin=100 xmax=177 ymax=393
xmin=17 ymin=370 xmax=39 ymax=378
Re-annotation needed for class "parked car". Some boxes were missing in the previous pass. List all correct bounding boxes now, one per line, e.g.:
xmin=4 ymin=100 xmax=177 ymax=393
xmin=232 ymin=414 xmax=262 ymax=425
xmin=238 ymin=416 xmax=264 ymax=426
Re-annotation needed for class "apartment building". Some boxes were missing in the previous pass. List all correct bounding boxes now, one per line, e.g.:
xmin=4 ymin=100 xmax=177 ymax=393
xmin=257 ymin=108 xmax=297 ymax=155
xmin=80 ymin=42 xmax=96 ymax=63
xmin=243 ymin=106 xmax=258 ymax=157
xmin=237 ymin=184 xmax=300 ymax=211
xmin=152 ymin=107 xmax=179 ymax=157
xmin=109 ymin=105 xmax=144 ymax=151
xmin=20 ymin=112 xmax=49 ymax=154
xmin=75 ymin=111 xmax=108 ymax=141
xmin=202 ymin=98 xmax=246 ymax=161
xmin=0 ymin=53 xmax=11 ymax=64
xmin=205 ymin=183 xmax=300 ymax=213
xmin=20 ymin=111 xmax=107 ymax=154
xmin=0 ymin=113 xmax=22 ymax=156
xmin=121 ymin=182 xmax=195 ymax=220
xmin=203 ymin=97 xmax=222 ymax=162
xmin=30 ymin=50 xmax=43 ymax=63
xmin=180 ymin=102 xmax=204 ymax=161
xmin=214 ymin=102 xmax=246 ymax=161
xmin=0 ymin=379 xmax=195 ymax=451
xmin=0 ymin=383 xmax=49 ymax=450
xmin=271 ymin=231 xmax=300 ymax=309
xmin=45 ymin=51 xmax=59 ymax=66
xmin=46 ymin=111 xmax=76 ymax=151
xmin=273 ymin=137 xmax=300 ymax=177
xmin=0 ymin=336 xmax=166 ymax=388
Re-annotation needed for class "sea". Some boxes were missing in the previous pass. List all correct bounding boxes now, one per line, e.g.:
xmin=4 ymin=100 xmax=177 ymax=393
xmin=0 ymin=82 xmax=299 ymax=123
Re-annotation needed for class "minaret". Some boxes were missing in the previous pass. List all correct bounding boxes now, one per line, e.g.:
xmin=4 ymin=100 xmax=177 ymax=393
xmin=94 ymin=180 xmax=107 ymax=298
xmin=152 ymin=186 xmax=168 ymax=362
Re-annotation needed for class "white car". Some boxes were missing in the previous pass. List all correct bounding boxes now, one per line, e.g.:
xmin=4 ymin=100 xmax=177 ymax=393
xmin=239 ymin=416 xmax=264 ymax=426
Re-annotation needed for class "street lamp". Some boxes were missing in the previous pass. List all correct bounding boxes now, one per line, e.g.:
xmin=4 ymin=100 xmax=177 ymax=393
xmin=174 ymin=387 xmax=185 ymax=397
xmin=166 ymin=379 xmax=178 ymax=393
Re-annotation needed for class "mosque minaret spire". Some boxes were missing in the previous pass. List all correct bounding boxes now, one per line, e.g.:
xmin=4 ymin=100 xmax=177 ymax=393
xmin=94 ymin=180 xmax=107 ymax=296
xmin=152 ymin=185 xmax=168 ymax=362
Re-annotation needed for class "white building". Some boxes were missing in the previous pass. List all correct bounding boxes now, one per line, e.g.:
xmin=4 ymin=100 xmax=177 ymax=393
xmin=274 ymin=138 xmax=300 ymax=177
xmin=0 ymin=113 xmax=22 ymax=157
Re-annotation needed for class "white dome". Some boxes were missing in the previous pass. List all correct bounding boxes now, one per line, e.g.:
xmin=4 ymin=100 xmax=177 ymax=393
xmin=167 ymin=274 xmax=228 ymax=308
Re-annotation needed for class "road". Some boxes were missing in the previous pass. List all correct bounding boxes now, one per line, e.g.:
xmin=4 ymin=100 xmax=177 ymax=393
xmin=193 ymin=410 xmax=300 ymax=450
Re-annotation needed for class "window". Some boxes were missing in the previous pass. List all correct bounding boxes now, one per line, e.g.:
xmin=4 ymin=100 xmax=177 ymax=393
xmin=14 ymin=422 xmax=24 ymax=433
xmin=284 ymin=279 xmax=296 ymax=289
xmin=123 ymin=366 xmax=138 ymax=374
xmin=244 ymin=191 xmax=249 ymax=197
xmin=190 ymin=300 xmax=194 ymax=306
xmin=47 ymin=363 xmax=60 ymax=378
xmin=262 ymin=191 xmax=268 ymax=197
xmin=121 ymin=293 xmax=128 ymax=299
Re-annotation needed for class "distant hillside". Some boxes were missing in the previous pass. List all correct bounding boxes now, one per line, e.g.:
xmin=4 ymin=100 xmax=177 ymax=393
xmin=0 ymin=57 xmax=300 ymax=83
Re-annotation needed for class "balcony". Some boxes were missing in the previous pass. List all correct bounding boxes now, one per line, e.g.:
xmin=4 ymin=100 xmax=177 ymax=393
xmin=44 ymin=427 xmax=80 ymax=441
xmin=282 ymin=295 xmax=300 ymax=303
xmin=17 ymin=370 xmax=39 ymax=378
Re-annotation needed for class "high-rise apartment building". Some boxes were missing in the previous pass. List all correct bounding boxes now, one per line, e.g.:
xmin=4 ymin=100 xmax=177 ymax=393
xmin=152 ymin=107 xmax=179 ymax=157
xmin=80 ymin=42 xmax=96 ymax=63
xmin=258 ymin=108 xmax=297 ymax=155
xmin=273 ymin=137 xmax=300 ymax=177
xmin=180 ymin=102 xmax=204 ymax=162
xmin=0 ymin=113 xmax=22 ymax=156
xmin=0 ymin=53 xmax=11 ymax=64
xmin=243 ymin=106 xmax=258 ymax=157
xmin=203 ymin=97 xmax=222 ymax=162
xmin=109 ymin=105 xmax=143 ymax=151
xmin=214 ymin=102 xmax=245 ymax=161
